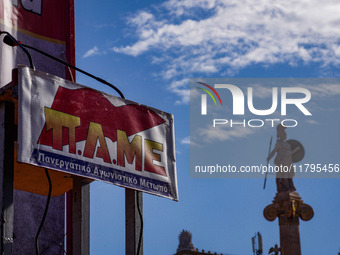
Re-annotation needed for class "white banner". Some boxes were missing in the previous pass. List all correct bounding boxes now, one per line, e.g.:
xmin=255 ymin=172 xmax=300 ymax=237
xmin=18 ymin=66 xmax=178 ymax=201
xmin=0 ymin=0 xmax=74 ymax=87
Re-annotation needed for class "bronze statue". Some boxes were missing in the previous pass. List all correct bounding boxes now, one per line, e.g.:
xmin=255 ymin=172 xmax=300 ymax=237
xmin=267 ymin=124 xmax=304 ymax=193
xmin=264 ymin=125 xmax=313 ymax=255
xmin=269 ymin=244 xmax=281 ymax=255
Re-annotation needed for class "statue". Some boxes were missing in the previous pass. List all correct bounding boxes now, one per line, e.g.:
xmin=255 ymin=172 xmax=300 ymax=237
xmin=264 ymin=125 xmax=313 ymax=255
xmin=269 ymin=244 xmax=281 ymax=255
xmin=267 ymin=124 xmax=304 ymax=193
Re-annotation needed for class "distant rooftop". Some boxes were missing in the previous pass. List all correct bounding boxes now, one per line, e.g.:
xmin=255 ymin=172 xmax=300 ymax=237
xmin=175 ymin=230 xmax=225 ymax=255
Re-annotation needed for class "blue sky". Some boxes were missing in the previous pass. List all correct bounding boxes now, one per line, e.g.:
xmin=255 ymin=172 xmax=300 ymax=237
xmin=74 ymin=1 xmax=340 ymax=254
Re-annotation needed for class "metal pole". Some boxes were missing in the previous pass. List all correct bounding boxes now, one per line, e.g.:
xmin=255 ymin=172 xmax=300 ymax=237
xmin=125 ymin=188 xmax=143 ymax=255
xmin=0 ymin=101 xmax=15 ymax=254
xmin=72 ymin=177 xmax=90 ymax=255
xmin=263 ymin=136 xmax=273 ymax=189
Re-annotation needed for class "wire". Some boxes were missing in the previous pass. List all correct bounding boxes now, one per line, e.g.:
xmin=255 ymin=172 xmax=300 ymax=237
xmin=1 ymin=30 xmax=124 ymax=98
xmin=21 ymin=43 xmax=125 ymax=99
xmin=0 ymin=30 xmax=35 ymax=69
xmin=136 ymin=191 xmax=143 ymax=255
xmin=35 ymin=168 xmax=52 ymax=255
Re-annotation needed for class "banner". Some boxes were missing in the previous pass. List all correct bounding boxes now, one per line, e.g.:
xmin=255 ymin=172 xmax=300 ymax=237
xmin=18 ymin=66 xmax=179 ymax=201
xmin=0 ymin=0 xmax=74 ymax=86
xmin=1 ymin=1 xmax=74 ymax=253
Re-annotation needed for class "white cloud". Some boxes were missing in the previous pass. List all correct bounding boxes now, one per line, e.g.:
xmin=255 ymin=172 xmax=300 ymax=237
xmin=169 ymin=78 xmax=190 ymax=104
xmin=115 ymin=0 xmax=340 ymax=103
xmin=196 ymin=125 xmax=255 ymax=144
xmin=128 ymin=11 xmax=154 ymax=27
xmin=307 ymin=83 xmax=340 ymax=97
xmin=83 ymin=46 xmax=100 ymax=58
xmin=163 ymin=0 xmax=219 ymax=16
xmin=180 ymin=136 xmax=190 ymax=144
xmin=248 ymin=84 xmax=277 ymax=99
xmin=305 ymin=119 xmax=320 ymax=125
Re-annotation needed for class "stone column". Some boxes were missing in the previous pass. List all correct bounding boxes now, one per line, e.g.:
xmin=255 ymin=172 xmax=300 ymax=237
xmin=264 ymin=191 xmax=313 ymax=255
xmin=279 ymin=215 xmax=301 ymax=255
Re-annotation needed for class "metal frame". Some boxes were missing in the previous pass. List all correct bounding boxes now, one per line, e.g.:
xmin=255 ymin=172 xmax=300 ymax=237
xmin=0 ymin=101 xmax=15 ymax=254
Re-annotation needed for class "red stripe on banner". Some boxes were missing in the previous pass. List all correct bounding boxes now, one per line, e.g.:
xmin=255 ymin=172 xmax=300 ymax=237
xmin=1 ymin=0 xmax=71 ymax=43
xmin=37 ymin=87 xmax=166 ymax=148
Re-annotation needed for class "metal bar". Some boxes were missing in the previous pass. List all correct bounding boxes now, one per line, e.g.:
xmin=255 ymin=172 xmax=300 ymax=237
xmin=0 ymin=102 xmax=15 ymax=254
xmin=125 ymin=189 xmax=143 ymax=255
xmin=72 ymin=177 xmax=90 ymax=255
xmin=66 ymin=190 xmax=73 ymax=255
xmin=263 ymin=136 xmax=273 ymax=190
